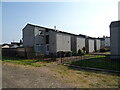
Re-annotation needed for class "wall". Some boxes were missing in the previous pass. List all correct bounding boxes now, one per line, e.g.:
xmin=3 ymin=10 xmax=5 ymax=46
xmin=71 ymin=35 xmax=76 ymax=53
xmin=23 ymin=25 xmax=34 ymax=47
xmin=94 ymin=39 xmax=100 ymax=51
xmin=56 ymin=33 xmax=71 ymax=52
xmin=17 ymin=48 xmax=26 ymax=57
xmin=49 ymin=30 xmax=56 ymax=54
xmin=76 ymin=37 xmax=85 ymax=53
xmin=2 ymin=47 xmax=35 ymax=59
xmin=2 ymin=48 xmax=17 ymax=57
xmin=110 ymin=26 xmax=120 ymax=59
xmin=100 ymin=39 xmax=105 ymax=48
xmin=88 ymin=39 xmax=94 ymax=53
xmin=105 ymin=38 xmax=110 ymax=47
xmin=34 ymin=27 xmax=46 ymax=55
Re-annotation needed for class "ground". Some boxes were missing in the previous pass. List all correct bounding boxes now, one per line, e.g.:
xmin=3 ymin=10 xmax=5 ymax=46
xmin=2 ymin=61 xmax=120 ymax=88
xmin=2 ymin=62 xmax=74 ymax=88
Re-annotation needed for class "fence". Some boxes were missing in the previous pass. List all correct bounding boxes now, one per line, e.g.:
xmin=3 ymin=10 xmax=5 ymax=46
xmin=2 ymin=48 xmax=120 ymax=72
xmin=56 ymin=54 xmax=120 ymax=72
xmin=2 ymin=47 xmax=35 ymax=59
xmin=2 ymin=48 xmax=17 ymax=57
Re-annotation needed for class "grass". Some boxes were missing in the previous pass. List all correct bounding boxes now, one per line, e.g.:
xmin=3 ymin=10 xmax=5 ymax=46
xmin=2 ymin=57 xmax=52 ymax=67
xmin=70 ymin=55 xmax=120 ymax=71
xmin=49 ymin=64 xmax=120 ymax=88
xmin=2 ymin=56 xmax=120 ymax=88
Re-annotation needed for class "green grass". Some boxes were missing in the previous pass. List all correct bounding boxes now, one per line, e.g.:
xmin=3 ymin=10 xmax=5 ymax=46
xmin=2 ymin=57 xmax=51 ymax=67
xmin=70 ymin=55 xmax=120 ymax=71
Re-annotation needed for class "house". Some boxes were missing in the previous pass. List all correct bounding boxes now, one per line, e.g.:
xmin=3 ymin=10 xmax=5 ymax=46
xmin=2 ymin=44 xmax=11 ymax=48
xmin=23 ymin=23 xmax=105 ymax=56
xmin=110 ymin=21 xmax=120 ymax=59
xmin=85 ymin=36 xmax=95 ymax=53
xmin=104 ymin=37 xmax=110 ymax=47
xmin=71 ymin=34 xmax=86 ymax=53
xmin=94 ymin=38 xmax=101 ymax=51
xmin=11 ymin=42 xmax=23 ymax=48
xmin=23 ymin=24 xmax=71 ymax=56
xmin=98 ymin=38 xmax=105 ymax=48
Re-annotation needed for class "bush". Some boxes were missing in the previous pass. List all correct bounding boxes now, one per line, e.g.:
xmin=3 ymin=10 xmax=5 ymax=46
xmin=66 ymin=51 xmax=72 ymax=57
xmin=78 ymin=49 xmax=83 ymax=55
xmin=72 ymin=52 xmax=77 ymax=56
xmin=57 ymin=51 xmax=65 ymax=58
xmin=100 ymin=47 xmax=110 ymax=52
xmin=100 ymin=48 xmax=106 ymax=52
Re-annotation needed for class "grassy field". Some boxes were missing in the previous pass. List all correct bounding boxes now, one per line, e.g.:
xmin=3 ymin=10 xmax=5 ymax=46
xmin=70 ymin=55 xmax=120 ymax=71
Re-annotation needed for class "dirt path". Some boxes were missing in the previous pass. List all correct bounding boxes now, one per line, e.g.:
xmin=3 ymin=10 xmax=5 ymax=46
xmin=2 ymin=63 xmax=74 ymax=88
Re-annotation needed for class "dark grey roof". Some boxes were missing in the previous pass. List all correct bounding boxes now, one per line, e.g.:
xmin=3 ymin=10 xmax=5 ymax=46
xmin=26 ymin=23 xmax=88 ymax=37
xmin=25 ymin=23 xmax=99 ymax=39
xmin=110 ymin=21 xmax=120 ymax=28
xmin=97 ymin=37 xmax=105 ymax=40
xmin=87 ymin=36 xmax=95 ymax=40
xmin=79 ymin=34 xmax=87 ymax=38
xmin=2 ymin=43 xmax=12 ymax=47
xmin=27 ymin=23 xmax=54 ymax=31
xmin=11 ymin=42 xmax=23 ymax=46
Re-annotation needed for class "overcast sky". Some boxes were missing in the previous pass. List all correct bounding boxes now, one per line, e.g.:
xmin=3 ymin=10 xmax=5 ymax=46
xmin=1 ymin=0 xmax=119 ymax=44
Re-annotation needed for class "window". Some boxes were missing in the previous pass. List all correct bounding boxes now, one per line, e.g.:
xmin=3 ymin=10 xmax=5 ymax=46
xmin=39 ymin=30 xmax=43 ymax=35
xmin=46 ymin=35 xmax=49 ymax=44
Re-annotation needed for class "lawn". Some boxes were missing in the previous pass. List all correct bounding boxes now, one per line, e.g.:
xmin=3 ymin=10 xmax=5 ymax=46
xmin=2 ymin=57 xmax=52 ymax=67
xmin=70 ymin=55 xmax=120 ymax=71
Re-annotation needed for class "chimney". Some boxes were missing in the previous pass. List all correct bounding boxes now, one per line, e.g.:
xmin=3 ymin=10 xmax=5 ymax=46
xmin=54 ymin=26 xmax=56 ymax=30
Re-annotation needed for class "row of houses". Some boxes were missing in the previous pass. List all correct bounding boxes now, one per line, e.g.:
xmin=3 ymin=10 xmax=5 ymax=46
xmin=23 ymin=24 xmax=110 ymax=56
xmin=1 ymin=41 xmax=23 ymax=48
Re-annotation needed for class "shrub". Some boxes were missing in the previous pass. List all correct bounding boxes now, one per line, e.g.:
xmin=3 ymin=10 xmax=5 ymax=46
xmin=78 ymin=49 xmax=83 ymax=55
xmin=57 ymin=51 xmax=65 ymax=58
xmin=100 ymin=47 xmax=110 ymax=52
xmin=100 ymin=48 xmax=106 ymax=52
xmin=72 ymin=52 xmax=77 ymax=56
xmin=66 ymin=51 xmax=72 ymax=57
